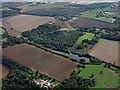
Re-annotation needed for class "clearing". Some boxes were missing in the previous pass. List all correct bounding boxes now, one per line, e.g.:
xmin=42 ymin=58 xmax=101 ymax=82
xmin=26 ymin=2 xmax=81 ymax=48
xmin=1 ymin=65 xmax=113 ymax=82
xmin=73 ymin=33 xmax=94 ymax=49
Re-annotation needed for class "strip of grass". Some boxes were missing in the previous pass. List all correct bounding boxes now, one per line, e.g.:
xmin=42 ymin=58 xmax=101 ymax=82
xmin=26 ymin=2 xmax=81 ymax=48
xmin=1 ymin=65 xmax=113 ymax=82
xmin=73 ymin=33 xmax=94 ymax=49
xmin=78 ymin=64 xmax=118 ymax=88
xmin=69 ymin=17 xmax=78 ymax=21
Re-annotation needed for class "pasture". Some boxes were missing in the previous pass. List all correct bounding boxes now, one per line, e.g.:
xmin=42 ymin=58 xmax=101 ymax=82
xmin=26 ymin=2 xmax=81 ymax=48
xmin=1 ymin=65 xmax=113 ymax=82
xmin=0 ymin=64 xmax=10 ymax=80
xmin=76 ymin=1 xmax=114 ymax=5
xmin=73 ymin=33 xmax=94 ymax=49
xmin=88 ymin=39 xmax=119 ymax=66
xmin=68 ymin=17 xmax=117 ymax=28
xmin=6 ymin=15 xmax=55 ymax=32
xmin=79 ymin=63 xmax=118 ymax=88
xmin=2 ymin=44 xmax=78 ymax=81
xmin=80 ymin=9 xmax=116 ymax=23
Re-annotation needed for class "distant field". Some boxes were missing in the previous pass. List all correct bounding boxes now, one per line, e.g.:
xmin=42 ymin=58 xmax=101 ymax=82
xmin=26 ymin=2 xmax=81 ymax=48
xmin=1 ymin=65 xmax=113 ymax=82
xmin=0 ymin=64 xmax=10 ymax=80
xmin=73 ymin=33 xmax=94 ymax=49
xmin=2 ymin=44 xmax=78 ymax=81
xmin=68 ymin=17 xmax=117 ymax=28
xmin=5 ymin=15 xmax=55 ymax=32
xmin=80 ymin=9 xmax=116 ymax=23
xmin=76 ymin=1 xmax=114 ymax=5
xmin=79 ymin=63 xmax=118 ymax=88
xmin=88 ymin=39 xmax=119 ymax=66
xmin=18 ymin=2 xmax=71 ymax=12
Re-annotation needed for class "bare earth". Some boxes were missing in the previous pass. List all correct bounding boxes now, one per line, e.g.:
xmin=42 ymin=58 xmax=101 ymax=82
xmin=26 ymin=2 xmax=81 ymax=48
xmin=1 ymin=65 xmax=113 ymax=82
xmin=88 ymin=39 xmax=119 ymax=66
xmin=6 ymin=15 xmax=55 ymax=32
xmin=0 ymin=64 xmax=10 ymax=80
xmin=2 ymin=44 xmax=78 ymax=81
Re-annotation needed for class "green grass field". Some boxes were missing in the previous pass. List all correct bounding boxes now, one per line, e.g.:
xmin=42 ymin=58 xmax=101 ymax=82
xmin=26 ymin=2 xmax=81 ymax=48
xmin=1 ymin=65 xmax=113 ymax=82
xmin=78 ymin=64 xmax=118 ymax=88
xmin=73 ymin=33 xmax=94 ymax=49
xmin=79 ymin=7 xmax=116 ymax=23
xmin=0 ymin=28 xmax=6 ymax=34
xmin=69 ymin=17 xmax=78 ymax=21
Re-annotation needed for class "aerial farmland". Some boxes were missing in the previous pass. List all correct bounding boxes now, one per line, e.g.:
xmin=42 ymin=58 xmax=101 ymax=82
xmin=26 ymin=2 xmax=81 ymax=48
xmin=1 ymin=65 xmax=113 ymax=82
xmin=2 ymin=44 xmax=78 ymax=81
xmin=1 ymin=1 xmax=119 ymax=89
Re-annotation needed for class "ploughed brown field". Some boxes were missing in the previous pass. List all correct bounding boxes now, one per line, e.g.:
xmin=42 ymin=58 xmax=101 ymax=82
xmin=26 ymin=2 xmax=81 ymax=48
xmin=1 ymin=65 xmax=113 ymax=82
xmin=55 ymin=21 xmax=69 ymax=28
xmin=0 ymin=64 xmax=10 ymax=80
xmin=68 ymin=17 xmax=117 ymax=28
xmin=4 ymin=14 xmax=55 ymax=33
xmin=88 ymin=39 xmax=119 ymax=66
xmin=2 ymin=44 xmax=78 ymax=81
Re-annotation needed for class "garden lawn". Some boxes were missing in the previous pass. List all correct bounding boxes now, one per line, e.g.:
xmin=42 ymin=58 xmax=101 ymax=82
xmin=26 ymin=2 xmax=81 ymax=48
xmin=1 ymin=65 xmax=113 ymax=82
xmin=79 ymin=63 xmax=118 ymax=88
xmin=73 ymin=33 xmax=94 ymax=49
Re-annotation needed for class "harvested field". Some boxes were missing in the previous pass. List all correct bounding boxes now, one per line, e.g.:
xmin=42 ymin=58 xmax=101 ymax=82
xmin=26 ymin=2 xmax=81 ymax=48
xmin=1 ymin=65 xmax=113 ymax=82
xmin=2 ymin=44 xmax=78 ymax=81
xmin=88 ymin=39 xmax=119 ymax=66
xmin=0 ymin=64 xmax=10 ymax=80
xmin=3 ymin=14 xmax=55 ymax=33
xmin=2 ymin=18 xmax=20 ymax=36
xmin=68 ymin=17 xmax=117 ymax=28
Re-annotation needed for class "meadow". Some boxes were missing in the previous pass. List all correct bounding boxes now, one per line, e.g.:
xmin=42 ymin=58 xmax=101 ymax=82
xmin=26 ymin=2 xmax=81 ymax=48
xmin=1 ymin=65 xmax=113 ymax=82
xmin=79 ymin=7 xmax=116 ymax=23
xmin=73 ymin=33 xmax=94 ymax=49
xmin=79 ymin=63 xmax=118 ymax=88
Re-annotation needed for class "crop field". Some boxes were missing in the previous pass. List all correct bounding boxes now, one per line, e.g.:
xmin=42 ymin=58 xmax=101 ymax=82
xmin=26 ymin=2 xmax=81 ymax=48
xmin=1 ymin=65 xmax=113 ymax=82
xmin=2 ymin=44 xmax=78 ymax=81
xmin=79 ymin=63 xmax=118 ymax=88
xmin=0 ymin=64 xmax=10 ymax=80
xmin=2 ymin=18 xmax=21 ymax=36
xmin=73 ymin=33 xmax=94 ymax=49
xmin=5 ymin=15 xmax=55 ymax=32
xmin=68 ymin=17 xmax=117 ymax=28
xmin=88 ymin=39 xmax=119 ymax=66
xmin=55 ymin=21 xmax=69 ymax=28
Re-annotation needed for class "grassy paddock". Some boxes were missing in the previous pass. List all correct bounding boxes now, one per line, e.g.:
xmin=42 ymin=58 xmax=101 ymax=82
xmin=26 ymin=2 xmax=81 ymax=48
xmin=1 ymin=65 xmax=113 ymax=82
xmin=78 ymin=63 xmax=118 ymax=88
xmin=79 ymin=7 xmax=116 ymax=23
xmin=73 ymin=33 xmax=94 ymax=49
